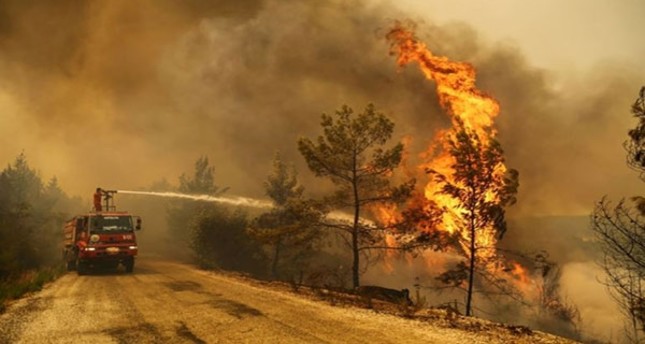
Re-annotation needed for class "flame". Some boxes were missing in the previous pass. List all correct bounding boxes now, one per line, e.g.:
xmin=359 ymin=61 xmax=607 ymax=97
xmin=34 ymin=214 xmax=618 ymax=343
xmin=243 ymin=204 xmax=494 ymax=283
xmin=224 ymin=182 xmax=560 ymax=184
xmin=379 ymin=22 xmax=533 ymax=299
xmin=386 ymin=24 xmax=499 ymax=137
xmin=384 ymin=23 xmax=505 ymax=261
xmin=510 ymin=263 xmax=530 ymax=284
xmin=374 ymin=202 xmax=401 ymax=273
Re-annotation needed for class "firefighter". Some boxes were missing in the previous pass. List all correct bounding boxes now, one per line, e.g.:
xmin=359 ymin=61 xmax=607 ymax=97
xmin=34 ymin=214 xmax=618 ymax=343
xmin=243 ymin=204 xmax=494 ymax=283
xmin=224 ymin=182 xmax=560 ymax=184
xmin=93 ymin=188 xmax=103 ymax=212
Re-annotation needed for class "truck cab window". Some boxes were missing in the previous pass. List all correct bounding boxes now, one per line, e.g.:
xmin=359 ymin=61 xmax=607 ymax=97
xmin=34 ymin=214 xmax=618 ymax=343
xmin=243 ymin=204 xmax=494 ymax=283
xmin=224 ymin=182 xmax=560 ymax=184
xmin=89 ymin=216 xmax=133 ymax=232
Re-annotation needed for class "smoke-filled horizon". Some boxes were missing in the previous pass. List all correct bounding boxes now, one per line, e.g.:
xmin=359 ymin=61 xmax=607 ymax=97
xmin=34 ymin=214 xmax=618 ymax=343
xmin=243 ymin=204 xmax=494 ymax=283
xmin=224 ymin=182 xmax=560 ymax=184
xmin=0 ymin=0 xmax=642 ymax=217
xmin=1 ymin=1 xmax=643 ymax=340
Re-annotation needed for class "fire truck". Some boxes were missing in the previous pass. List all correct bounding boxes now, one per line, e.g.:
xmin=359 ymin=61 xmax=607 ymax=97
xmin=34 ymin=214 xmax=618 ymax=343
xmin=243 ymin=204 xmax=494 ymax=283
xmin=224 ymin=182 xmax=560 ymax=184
xmin=63 ymin=189 xmax=142 ymax=275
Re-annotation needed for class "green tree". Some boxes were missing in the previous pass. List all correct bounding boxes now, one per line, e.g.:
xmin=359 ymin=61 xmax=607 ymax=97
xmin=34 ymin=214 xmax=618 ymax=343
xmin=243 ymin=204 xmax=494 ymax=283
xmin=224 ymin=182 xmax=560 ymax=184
xmin=264 ymin=153 xmax=304 ymax=207
xmin=1 ymin=153 xmax=43 ymax=207
xmin=190 ymin=207 xmax=266 ymax=275
xmin=0 ymin=153 xmax=44 ymax=275
xmin=38 ymin=177 xmax=82 ymax=263
xmin=428 ymin=123 xmax=519 ymax=316
xmin=627 ymin=86 xmax=645 ymax=182
xmin=0 ymin=154 xmax=81 ymax=278
xmin=249 ymin=153 xmax=322 ymax=279
xmin=167 ymin=156 xmax=228 ymax=249
xmin=298 ymin=104 xmax=413 ymax=288
xmin=179 ymin=156 xmax=226 ymax=195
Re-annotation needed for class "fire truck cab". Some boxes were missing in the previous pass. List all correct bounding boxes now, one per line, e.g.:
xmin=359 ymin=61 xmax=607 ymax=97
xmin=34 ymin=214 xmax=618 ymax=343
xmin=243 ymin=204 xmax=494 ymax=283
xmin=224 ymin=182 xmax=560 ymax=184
xmin=63 ymin=190 xmax=142 ymax=275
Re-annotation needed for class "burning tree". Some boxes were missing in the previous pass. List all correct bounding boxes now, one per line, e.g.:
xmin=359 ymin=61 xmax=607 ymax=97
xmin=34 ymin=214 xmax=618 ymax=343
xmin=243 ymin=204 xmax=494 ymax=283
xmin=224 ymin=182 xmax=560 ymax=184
xmin=385 ymin=23 xmax=523 ymax=317
xmin=249 ymin=153 xmax=323 ymax=280
xmin=592 ymin=88 xmax=645 ymax=343
xmin=298 ymin=104 xmax=413 ymax=288
xmin=428 ymin=123 xmax=519 ymax=316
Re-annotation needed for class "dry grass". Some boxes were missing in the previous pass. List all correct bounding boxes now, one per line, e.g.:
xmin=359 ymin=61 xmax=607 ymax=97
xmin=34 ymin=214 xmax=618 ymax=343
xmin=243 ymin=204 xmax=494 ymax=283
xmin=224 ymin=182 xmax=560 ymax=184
xmin=0 ymin=265 xmax=65 ymax=313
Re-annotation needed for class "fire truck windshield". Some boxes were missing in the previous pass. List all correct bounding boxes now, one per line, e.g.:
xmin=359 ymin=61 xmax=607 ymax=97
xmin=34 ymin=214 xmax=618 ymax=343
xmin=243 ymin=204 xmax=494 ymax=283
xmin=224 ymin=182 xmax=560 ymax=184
xmin=90 ymin=215 xmax=133 ymax=232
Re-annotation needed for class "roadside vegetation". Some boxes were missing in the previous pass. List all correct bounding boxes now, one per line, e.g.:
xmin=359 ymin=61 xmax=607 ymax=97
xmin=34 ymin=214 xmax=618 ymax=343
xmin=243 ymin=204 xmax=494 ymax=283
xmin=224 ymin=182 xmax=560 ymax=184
xmin=0 ymin=104 xmax=583 ymax=342
xmin=0 ymin=153 xmax=82 ymax=311
xmin=0 ymin=265 xmax=65 ymax=312
xmin=161 ymin=103 xmax=581 ymax=341
xmin=4 ymin=88 xmax=642 ymax=342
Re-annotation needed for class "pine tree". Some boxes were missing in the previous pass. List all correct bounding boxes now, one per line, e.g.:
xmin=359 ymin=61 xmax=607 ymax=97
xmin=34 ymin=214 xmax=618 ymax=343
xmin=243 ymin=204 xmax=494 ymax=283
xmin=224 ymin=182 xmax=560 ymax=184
xmin=298 ymin=104 xmax=413 ymax=288
xmin=428 ymin=123 xmax=518 ymax=316
xmin=249 ymin=153 xmax=322 ymax=279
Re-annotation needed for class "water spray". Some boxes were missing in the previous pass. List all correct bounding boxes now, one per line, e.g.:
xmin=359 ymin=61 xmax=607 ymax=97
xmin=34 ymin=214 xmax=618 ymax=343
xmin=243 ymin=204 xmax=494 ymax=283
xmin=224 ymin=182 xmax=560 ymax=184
xmin=117 ymin=190 xmax=273 ymax=209
xmin=116 ymin=190 xmax=373 ymax=225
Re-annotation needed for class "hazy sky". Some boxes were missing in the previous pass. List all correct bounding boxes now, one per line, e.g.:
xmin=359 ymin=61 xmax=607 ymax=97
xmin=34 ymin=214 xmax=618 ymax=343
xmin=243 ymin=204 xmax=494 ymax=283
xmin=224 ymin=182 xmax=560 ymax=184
xmin=0 ymin=3 xmax=638 ymax=339
xmin=0 ymin=0 xmax=642 ymax=215
xmin=394 ymin=0 xmax=645 ymax=71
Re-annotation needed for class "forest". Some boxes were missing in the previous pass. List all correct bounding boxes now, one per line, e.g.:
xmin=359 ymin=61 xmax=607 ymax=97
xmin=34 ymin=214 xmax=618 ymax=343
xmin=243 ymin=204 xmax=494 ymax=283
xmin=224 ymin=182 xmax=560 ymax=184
xmin=1 ymin=86 xmax=642 ymax=343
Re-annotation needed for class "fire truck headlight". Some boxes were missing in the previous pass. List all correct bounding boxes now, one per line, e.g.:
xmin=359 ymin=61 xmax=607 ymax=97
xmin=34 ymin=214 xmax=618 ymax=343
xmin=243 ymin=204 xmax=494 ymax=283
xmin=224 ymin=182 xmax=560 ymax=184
xmin=129 ymin=246 xmax=138 ymax=250
xmin=85 ymin=247 xmax=96 ymax=251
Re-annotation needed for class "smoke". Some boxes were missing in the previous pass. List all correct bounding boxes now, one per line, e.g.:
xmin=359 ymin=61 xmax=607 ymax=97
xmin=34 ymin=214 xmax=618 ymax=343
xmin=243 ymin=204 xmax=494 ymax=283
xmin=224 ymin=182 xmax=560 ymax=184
xmin=559 ymin=262 xmax=626 ymax=342
xmin=0 ymin=0 xmax=269 ymax=197
xmin=1 ymin=0 xmax=642 ymax=340
xmin=0 ymin=0 xmax=640 ymax=216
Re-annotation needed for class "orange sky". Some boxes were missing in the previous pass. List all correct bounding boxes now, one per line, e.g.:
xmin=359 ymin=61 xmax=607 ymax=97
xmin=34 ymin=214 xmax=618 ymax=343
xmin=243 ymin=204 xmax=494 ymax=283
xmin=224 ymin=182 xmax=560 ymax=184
xmin=0 ymin=0 xmax=642 ymax=215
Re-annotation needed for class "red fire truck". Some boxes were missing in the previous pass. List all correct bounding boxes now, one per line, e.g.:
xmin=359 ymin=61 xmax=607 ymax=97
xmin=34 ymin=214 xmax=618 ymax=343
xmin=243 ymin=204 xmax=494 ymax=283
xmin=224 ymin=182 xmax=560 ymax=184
xmin=63 ymin=190 xmax=141 ymax=274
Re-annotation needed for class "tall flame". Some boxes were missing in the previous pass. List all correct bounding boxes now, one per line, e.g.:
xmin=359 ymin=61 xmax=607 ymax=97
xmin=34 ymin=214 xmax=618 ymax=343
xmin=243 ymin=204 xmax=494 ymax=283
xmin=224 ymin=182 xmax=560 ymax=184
xmin=386 ymin=24 xmax=500 ymax=137
xmin=385 ymin=23 xmax=505 ymax=260
xmin=381 ymin=23 xmax=534 ymax=297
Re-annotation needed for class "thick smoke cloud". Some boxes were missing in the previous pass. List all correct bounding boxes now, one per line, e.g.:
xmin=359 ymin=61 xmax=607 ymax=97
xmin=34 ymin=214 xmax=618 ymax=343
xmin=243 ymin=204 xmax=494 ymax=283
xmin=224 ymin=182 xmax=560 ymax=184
xmin=1 ymin=0 xmax=640 ymax=216
xmin=1 ymin=0 xmax=435 ymax=197
xmin=1 ymin=0 xmax=642 ymax=340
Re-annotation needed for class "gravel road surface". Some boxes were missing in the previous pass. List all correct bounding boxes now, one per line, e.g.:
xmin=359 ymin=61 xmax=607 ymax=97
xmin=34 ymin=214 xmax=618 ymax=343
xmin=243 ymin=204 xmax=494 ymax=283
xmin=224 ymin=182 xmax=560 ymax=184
xmin=0 ymin=257 xmax=573 ymax=343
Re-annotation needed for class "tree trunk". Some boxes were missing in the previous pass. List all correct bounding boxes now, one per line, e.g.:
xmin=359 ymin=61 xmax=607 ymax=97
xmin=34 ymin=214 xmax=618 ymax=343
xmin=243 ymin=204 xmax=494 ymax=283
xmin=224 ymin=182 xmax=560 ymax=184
xmin=272 ymin=236 xmax=282 ymax=280
xmin=352 ymin=224 xmax=359 ymax=289
xmin=351 ymin=150 xmax=360 ymax=289
xmin=465 ymin=212 xmax=476 ymax=316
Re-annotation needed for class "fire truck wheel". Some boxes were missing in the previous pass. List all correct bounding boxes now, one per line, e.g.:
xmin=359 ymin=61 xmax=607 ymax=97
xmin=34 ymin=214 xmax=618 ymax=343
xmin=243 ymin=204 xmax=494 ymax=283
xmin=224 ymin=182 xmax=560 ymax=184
xmin=77 ymin=261 xmax=88 ymax=275
xmin=125 ymin=259 xmax=134 ymax=273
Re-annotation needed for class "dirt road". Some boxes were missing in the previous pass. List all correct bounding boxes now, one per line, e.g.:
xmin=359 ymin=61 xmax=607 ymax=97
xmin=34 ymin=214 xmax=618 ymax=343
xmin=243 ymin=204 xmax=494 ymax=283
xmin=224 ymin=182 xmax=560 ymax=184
xmin=0 ymin=257 xmax=571 ymax=343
